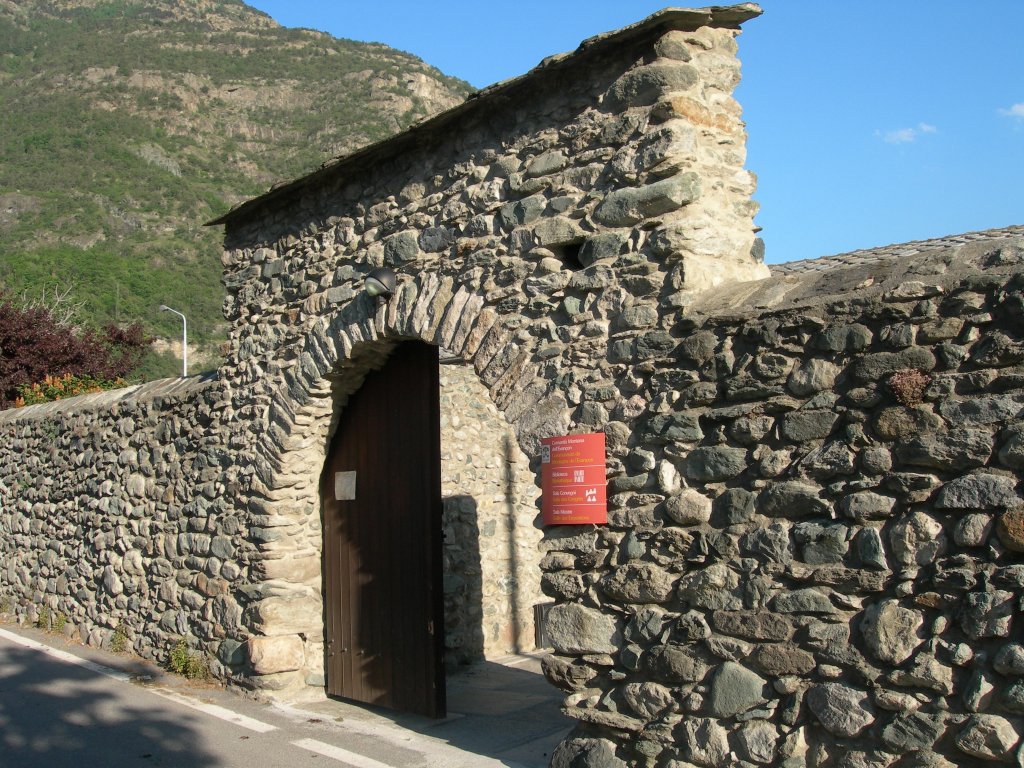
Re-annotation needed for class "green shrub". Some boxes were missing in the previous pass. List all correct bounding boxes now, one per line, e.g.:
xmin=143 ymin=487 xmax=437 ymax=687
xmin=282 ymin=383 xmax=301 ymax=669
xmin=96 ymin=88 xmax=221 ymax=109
xmin=168 ymin=639 xmax=210 ymax=680
xmin=111 ymin=623 xmax=130 ymax=654
xmin=16 ymin=373 xmax=128 ymax=406
xmin=34 ymin=606 xmax=66 ymax=633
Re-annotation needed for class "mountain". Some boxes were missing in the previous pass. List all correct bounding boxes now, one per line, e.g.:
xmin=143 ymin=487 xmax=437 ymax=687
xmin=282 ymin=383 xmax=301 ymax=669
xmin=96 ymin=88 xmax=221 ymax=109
xmin=0 ymin=0 xmax=473 ymax=377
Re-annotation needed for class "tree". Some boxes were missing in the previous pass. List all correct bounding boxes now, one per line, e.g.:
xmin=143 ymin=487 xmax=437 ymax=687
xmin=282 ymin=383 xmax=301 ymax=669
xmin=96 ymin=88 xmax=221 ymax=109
xmin=0 ymin=291 xmax=148 ymax=408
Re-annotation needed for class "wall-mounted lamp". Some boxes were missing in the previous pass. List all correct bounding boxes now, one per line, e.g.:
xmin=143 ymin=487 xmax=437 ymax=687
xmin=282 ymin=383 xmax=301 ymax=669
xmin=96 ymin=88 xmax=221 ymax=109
xmin=364 ymin=267 xmax=397 ymax=304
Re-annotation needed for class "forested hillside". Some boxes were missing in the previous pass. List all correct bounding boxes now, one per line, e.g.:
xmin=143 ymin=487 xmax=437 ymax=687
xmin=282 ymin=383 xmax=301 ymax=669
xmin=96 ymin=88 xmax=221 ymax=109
xmin=0 ymin=0 xmax=472 ymax=377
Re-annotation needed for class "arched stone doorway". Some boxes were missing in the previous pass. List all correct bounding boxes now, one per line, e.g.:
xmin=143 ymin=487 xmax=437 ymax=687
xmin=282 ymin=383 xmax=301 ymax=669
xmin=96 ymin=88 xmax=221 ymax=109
xmin=211 ymin=11 xmax=769 ymax=761
xmin=237 ymin=292 xmax=559 ymax=704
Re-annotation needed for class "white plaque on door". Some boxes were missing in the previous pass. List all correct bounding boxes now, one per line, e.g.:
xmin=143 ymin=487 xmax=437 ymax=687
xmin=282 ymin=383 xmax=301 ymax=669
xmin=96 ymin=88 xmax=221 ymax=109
xmin=335 ymin=471 xmax=357 ymax=501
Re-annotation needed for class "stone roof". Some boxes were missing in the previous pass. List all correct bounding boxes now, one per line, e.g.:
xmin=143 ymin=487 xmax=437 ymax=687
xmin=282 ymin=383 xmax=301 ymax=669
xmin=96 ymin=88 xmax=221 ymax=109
xmin=207 ymin=3 xmax=763 ymax=228
xmin=688 ymin=224 xmax=1024 ymax=319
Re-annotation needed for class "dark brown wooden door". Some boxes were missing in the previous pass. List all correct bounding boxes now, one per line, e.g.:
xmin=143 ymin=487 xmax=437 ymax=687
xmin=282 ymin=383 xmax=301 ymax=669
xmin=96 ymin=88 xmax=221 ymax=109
xmin=321 ymin=341 xmax=445 ymax=717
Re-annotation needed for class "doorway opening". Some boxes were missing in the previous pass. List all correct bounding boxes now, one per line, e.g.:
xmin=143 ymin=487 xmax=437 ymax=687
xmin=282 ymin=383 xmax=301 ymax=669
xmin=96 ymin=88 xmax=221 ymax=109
xmin=438 ymin=351 xmax=543 ymax=668
xmin=320 ymin=340 xmax=544 ymax=718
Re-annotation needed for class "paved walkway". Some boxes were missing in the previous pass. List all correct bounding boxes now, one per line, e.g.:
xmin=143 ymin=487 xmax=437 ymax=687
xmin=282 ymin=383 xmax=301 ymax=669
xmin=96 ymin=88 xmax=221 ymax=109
xmin=296 ymin=654 xmax=573 ymax=767
xmin=0 ymin=620 xmax=572 ymax=768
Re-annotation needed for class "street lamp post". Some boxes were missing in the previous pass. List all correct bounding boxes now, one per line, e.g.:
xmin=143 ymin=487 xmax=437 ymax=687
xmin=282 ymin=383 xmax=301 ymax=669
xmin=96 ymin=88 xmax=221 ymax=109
xmin=159 ymin=305 xmax=188 ymax=377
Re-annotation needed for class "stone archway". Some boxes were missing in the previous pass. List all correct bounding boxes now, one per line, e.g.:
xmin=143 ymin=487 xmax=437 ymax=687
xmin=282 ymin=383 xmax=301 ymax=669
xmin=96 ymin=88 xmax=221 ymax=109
xmin=210 ymin=10 xmax=772 ymax=759
xmin=237 ymin=282 xmax=564 ymax=696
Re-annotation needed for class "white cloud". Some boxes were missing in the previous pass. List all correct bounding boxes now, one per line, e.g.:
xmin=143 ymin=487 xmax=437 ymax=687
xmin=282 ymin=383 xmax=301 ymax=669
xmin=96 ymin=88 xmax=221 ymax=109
xmin=999 ymin=103 xmax=1024 ymax=118
xmin=878 ymin=122 xmax=939 ymax=144
xmin=883 ymin=128 xmax=917 ymax=144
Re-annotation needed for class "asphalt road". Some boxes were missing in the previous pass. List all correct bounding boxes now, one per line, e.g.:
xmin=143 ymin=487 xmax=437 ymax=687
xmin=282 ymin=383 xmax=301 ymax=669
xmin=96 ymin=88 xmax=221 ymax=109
xmin=0 ymin=624 xmax=566 ymax=768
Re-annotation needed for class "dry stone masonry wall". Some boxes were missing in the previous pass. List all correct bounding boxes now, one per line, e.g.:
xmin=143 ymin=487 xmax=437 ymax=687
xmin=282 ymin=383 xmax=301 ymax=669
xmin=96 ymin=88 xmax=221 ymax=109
xmin=539 ymin=239 xmax=1024 ymax=768
xmin=2 ymin=4 xmax=1024 ymax=767
xmin=210 ymin=6 xmax=768 ymax=699
xmin=0 ymin=376 xmax=250 ymax=673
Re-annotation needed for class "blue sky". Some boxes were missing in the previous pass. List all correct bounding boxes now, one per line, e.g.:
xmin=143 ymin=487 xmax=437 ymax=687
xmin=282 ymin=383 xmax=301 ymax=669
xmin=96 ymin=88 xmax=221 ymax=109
xmin=246 ymin=1 xmax=1023 ymax=265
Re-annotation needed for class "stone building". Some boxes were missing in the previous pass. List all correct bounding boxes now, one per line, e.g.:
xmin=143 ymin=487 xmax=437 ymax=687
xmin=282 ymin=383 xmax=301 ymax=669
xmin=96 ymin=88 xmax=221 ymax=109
xmin=3 ymin=3 xmax=1024 ymax=765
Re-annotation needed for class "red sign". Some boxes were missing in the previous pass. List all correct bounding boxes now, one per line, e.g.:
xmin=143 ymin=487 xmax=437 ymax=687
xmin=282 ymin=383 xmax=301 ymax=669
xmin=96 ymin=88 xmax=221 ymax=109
xmin=541 ymin=432 xmax=607 ymax=525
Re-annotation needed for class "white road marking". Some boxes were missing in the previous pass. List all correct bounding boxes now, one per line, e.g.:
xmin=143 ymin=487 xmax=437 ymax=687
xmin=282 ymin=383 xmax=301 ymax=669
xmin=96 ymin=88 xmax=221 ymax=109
xmin=147 ymin=687 xmax=278 ymax=733
xmin=275 ymin=702 xmax=528 ymax=768
xmin=0 ymin=627 xmax=131 ymax=682
xmin=0 ymin=627 xmax=277 ymax=734
xmin=292 ymin=738 xmax=395 ymax=767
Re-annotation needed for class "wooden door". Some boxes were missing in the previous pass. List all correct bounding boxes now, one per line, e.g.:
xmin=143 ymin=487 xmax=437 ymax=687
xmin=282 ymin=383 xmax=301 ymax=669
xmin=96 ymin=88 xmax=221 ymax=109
xmin=321 ymin=341 xmax=445 ymax=717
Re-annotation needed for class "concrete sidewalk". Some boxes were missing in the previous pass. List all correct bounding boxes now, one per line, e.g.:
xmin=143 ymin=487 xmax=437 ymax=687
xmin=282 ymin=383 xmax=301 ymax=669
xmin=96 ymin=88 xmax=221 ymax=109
xmin=0 ymin=618 xmax=572 ymax=768
xmin=291 ymin=653 xmax=574 ymax=767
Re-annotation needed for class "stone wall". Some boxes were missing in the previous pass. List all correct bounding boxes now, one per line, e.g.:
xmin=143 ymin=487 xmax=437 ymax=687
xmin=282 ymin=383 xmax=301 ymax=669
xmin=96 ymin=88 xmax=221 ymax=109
xmin=5 ymin=4 xmax=1023 ymax=766
xmin=540 ymin=237 xmax=1024 ymax=767
xmin=440 ymin=360 xmax=541 ymax=664
xmin=209 ymin=6 xmax=769 ymax=699
xmin=0 ymin=376 xmax=249 ymax=673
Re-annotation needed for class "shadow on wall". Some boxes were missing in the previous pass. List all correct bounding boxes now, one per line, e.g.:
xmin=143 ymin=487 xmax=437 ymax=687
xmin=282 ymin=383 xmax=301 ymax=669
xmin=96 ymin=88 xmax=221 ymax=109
xmin=442 ymin=494 xmax=485 ymax=667
xmin=0 ymin=643 xmax=222 ymax=767
xmin=503 ymin=431 xmax=532 ymax=655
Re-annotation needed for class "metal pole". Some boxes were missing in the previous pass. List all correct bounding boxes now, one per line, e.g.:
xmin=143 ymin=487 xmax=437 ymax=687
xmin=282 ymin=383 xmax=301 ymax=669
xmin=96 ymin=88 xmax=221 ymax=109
xmin=159 ymin=305 xmax=188 ymax=377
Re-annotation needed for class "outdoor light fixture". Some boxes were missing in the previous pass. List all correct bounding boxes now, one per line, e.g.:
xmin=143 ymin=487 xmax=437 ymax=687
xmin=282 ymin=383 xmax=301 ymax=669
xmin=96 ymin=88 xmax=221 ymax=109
xmin=159 ymin=304 xmax=188 ymax=378
xmin=364 ymin=267 xmax=397 ymax=303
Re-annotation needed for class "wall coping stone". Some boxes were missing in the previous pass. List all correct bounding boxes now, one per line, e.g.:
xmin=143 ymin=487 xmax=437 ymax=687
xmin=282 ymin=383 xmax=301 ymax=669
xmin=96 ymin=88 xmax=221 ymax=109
xmin=688 ymin=226 xmax=1024 ymax=320
xmin=0 ymin=372 xmax=219 ymax=424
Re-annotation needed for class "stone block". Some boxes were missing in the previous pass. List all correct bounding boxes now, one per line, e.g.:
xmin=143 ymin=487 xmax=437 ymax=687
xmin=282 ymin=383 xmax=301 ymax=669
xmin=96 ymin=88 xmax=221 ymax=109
xmin=550 ymin=737 xmax=628 ymax=768
xmin=861 ymin=599 xmax=924 ymax=665
xmin=645 ymin=643 xmax=709 ymax=683
xmin=593 ymin=174 xmax=700 ymax=227
xmin=682 ymin=446 xmax=747 ymax=482
xmin=246 ymin=595 xmax=323 ymax=637
xmin=383 ymin=230 xmax=420 ymax=265
xmin=936 ymin=473 xmax=1019 ymax=509
xmin=705 ymin=662 xmax=768 ymax=718
xmin=896 ymin=430 xmax=994 ymax=471
xmin=839 ymin=491 xmax=896 ymax=521
xmin=603 ymin=62 xmax=700 ymax=110
xmin=712 ymin=611 xmax=795 ymax=642
xmin=787 ymin=359 xmax=840 ymax=397
xmin=807 ymin=683 xmax=874 ymax=737
xmin=954 ymin=715 xmax=1020 ymax=761
xmin=759 ymin=482 xmax=830 ymax=518
xmin=545 ymin=603 xmax=621 ymax=655
xmin=663 ymin=489 xmax=711 ymax=526
xmin=850 ymin=347 xmax=936 ymax=382
xmin=622 ymin=681 xmax=674 ymax=720
xmin=890 ymin=512 xmax=945 ymax=566
xmin=881 ymin=711 xmax=946 ymax=752
xmin=678 ymin=717 xmax=730 ymax=765
xmin=600 ymin=563 xmax=675 ymax=604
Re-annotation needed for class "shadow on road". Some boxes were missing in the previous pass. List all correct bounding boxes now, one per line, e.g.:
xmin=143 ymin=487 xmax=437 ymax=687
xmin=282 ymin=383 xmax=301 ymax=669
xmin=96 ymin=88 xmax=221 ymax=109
xmin=0 ymin=643 xmax=221 ymax=768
